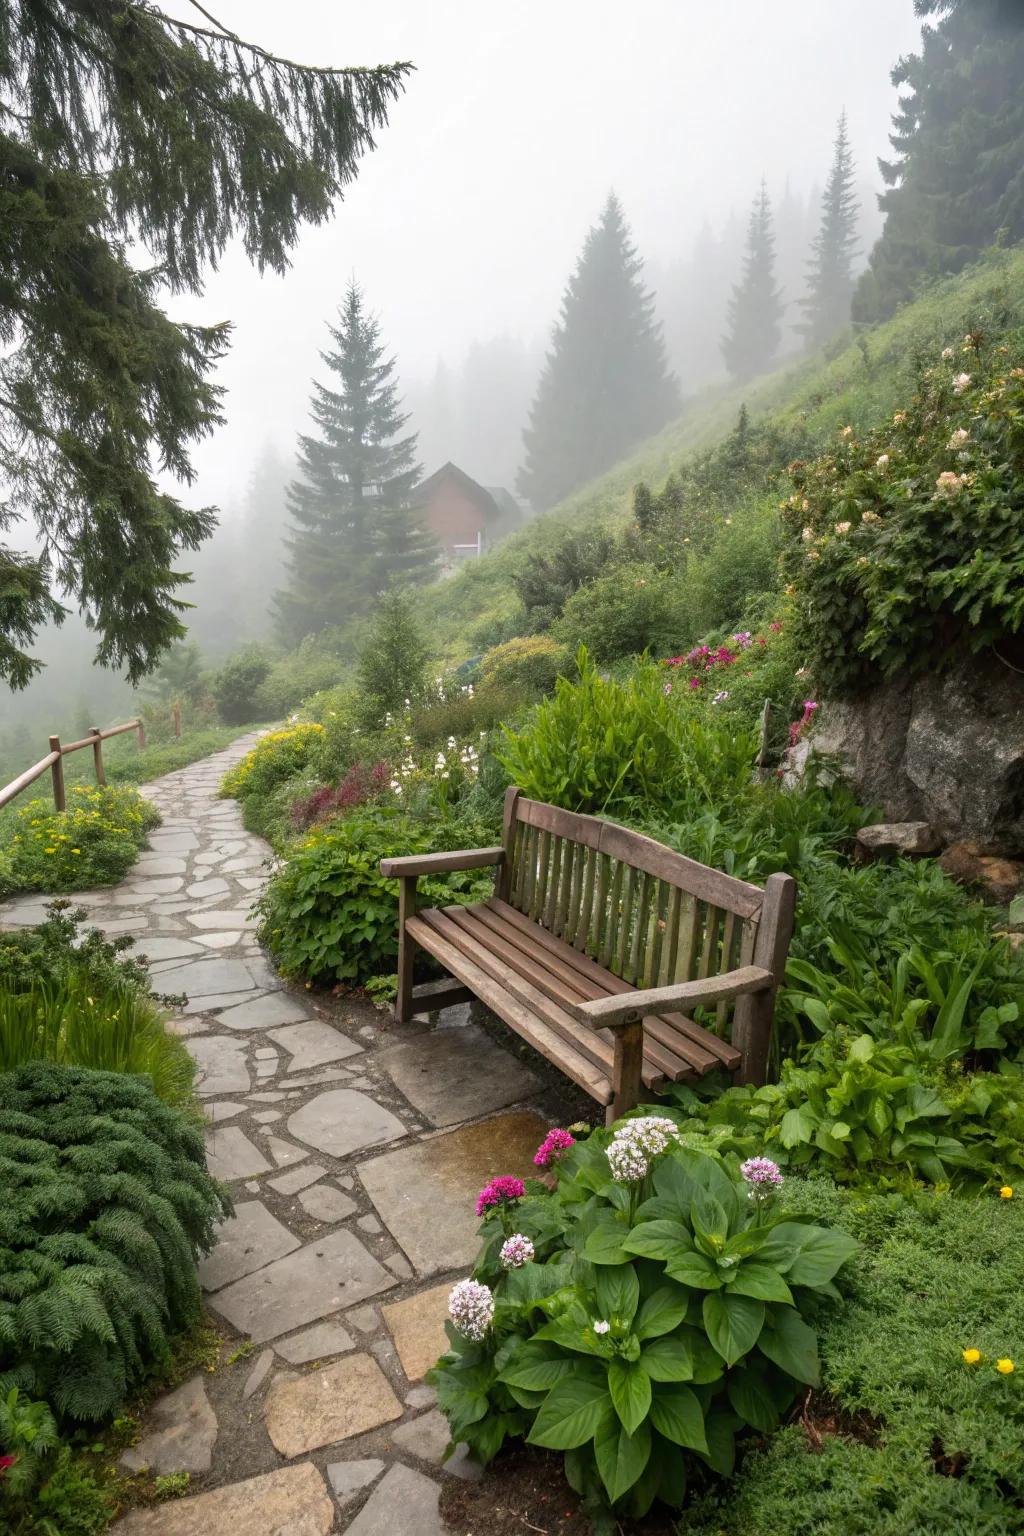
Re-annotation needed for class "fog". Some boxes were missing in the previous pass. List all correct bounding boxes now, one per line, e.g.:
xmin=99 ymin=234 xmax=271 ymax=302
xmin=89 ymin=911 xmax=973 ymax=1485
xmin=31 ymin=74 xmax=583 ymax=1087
xmin=2 ymin=0 xmax=926 ymax=746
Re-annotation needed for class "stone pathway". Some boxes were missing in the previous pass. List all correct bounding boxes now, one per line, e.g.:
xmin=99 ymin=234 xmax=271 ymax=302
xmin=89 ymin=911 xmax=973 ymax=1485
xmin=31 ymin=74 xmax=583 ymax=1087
xmin=0 ymin=736 xmax=574 ymax=1534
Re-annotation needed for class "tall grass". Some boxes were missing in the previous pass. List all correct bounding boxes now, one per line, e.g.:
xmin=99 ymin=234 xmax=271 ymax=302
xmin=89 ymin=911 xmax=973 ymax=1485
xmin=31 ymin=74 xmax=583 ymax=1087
xmin=0 ymin=974 xmax=195 ymax=1106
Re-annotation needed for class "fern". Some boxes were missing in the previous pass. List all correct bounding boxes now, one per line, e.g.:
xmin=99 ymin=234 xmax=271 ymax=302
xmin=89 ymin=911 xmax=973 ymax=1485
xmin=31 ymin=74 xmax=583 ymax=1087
xmin=0 ymin=1064 xmax=231 ymax=1423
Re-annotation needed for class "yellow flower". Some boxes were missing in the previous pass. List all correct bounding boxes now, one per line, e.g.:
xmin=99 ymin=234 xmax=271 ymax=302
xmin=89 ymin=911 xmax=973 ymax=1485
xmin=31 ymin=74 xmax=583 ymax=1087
xmin=71 ymin=848 xmax=81 ymax=855
xmin=999 ymin=1186 xmax=1013 ymax=1199
xmin=996 ymin=1359 xmax=1015 ymax=1375
xmin=962 ymin=1348 xmax=981 ymax=1365
xmin=44 ymin=847 xmax=56 ymax=854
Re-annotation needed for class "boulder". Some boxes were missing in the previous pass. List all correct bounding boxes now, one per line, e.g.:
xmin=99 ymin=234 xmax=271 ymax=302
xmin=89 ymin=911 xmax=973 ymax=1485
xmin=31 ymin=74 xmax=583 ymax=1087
xmin=938 ymin=841 xmax=1024 ymax=905
xmin=799 ymin=653 xmax=1024 ymax=856
xmin=856 ymin=822 xmax=942 ymax=858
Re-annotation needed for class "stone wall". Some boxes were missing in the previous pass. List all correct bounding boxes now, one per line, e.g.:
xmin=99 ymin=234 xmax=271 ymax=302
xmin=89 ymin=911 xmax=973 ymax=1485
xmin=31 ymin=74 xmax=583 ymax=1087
xmin=802 ymin=652 xmax=1024 ymax=856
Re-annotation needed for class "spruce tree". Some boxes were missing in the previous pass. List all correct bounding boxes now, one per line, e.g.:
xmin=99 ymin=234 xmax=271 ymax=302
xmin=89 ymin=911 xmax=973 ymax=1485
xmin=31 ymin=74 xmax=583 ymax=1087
xmin=0 ymin=3 xmax=408 ymax=688
xmin=854 ymin=0 xmax=1024 ymax=323
xmin=801 ymin=113 xmax=859 ymax=348
xmin=721 ymin=182 xmax=784 ymax=381
xmin=517 ymin=194 xmax=679 ymax=512
xmin=276 ymin=283 xmax=431 ymax=642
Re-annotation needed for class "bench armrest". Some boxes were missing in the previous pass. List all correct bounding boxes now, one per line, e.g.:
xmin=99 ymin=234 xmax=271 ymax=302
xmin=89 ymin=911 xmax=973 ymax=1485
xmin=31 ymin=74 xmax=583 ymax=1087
xmin=575 ymin=965 xmax=775 ymax=1030
xmin=380 ymin=847 xmax=505 ymax=878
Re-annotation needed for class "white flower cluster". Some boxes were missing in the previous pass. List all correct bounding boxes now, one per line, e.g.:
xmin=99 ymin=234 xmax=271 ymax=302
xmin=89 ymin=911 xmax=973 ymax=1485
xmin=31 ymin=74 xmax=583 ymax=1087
xmin=448 ymin=1279 xmax=494 ymax=1341
xmin=606 ymin=1115 xmax=678 ymax=1183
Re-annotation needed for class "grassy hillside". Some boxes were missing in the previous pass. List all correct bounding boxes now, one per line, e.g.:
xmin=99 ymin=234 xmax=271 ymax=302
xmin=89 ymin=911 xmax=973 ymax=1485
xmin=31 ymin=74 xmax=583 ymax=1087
xmin=418 ymin=248 xmax=1024 ymax=658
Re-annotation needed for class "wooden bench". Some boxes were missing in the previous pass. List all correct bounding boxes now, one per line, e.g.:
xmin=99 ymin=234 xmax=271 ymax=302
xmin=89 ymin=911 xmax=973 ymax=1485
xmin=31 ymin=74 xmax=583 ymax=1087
xmin=380 ymin=788 xmax=796 ymax=1123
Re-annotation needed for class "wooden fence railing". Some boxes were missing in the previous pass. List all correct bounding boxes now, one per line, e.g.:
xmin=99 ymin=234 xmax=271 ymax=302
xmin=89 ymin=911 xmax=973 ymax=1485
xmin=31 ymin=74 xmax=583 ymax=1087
xmin=0 ymin=702 xmax=182 ymax=814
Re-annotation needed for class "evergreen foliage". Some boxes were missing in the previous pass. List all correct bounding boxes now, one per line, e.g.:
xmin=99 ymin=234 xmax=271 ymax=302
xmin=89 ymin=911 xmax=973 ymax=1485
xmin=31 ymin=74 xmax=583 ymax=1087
xmin=0 ymin=1063 xmax=230 ymax=1422
xmin=276 ymin=282 xmax=434 ymax=641
xmin=517 ymin=193 xmax=679 ymax=512
xmin=355 ymin=589 xmax=431 ymax=729
xmin=853 ymin=0 xmax=1024 ymax=323
xmin=0 ymin=2 xmax=408 ymax=688
xmin=800 ymin=112 xmax=859 ymax=349
xmin=721 ymin=182 xmax=784 ymax=381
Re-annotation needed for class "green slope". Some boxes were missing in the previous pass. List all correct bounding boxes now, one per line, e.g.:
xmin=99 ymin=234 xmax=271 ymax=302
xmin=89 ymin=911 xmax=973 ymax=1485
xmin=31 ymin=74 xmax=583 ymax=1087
xmin=418 ymin=248 xmax=1024 ymax=659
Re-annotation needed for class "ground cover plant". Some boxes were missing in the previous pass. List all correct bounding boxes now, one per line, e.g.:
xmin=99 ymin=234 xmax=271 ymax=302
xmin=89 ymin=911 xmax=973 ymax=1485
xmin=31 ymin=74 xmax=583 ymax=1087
xmin=0 ymin=786 xmax=160 ymax=895
xmin=429 ymin=1119 xmax=858 ymax=1526
xmin=0 ymin=1063 xmax=230 ymax=1425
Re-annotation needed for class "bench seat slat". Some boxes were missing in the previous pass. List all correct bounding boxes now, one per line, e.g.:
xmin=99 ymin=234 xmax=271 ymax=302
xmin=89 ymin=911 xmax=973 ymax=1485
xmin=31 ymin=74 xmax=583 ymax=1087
xmin=485 ymin=898 xmax=741 ymax=1072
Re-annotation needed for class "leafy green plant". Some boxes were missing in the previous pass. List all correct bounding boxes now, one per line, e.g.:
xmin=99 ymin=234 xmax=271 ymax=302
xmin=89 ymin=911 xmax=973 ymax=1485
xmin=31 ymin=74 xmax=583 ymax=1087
xmin=211 ymin=644 xmax=272 ymax=724
xmin=554 ymin=562 xmax=685 ymax=663
xmin=0 ymin=902 xmax=150 ymax=997
xmin=354 ymin=588 xmax=431 ymax=731
xmin=0 ymin=1063 xmax=231 ymax=1422
xmin=0 ymin=974 xmax=195 ymax=1106
xmin=0 ymin=786 xmax=160 ymax=895
xmin=0 ymin=1389 xmax=112 ymax=1536
xmin=478 ymin=634 xmax=568 ymax=696
xmin=256 ymin=804 xmax=497 ymax=985
xmin=220 ymin=723 xmax=324 ymax=802
xmin=429 ymin=1123 xmax=857 ymax=1522
xmin=783 ymin=335 xmax=1024 ymax=695
xmin=498 ymin=649 xmax=759 ymax=817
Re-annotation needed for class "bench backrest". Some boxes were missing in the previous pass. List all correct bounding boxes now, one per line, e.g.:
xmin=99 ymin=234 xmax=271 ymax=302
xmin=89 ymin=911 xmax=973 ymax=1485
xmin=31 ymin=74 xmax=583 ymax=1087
xmin=498 ymin=789 xmax=777 ymax=1008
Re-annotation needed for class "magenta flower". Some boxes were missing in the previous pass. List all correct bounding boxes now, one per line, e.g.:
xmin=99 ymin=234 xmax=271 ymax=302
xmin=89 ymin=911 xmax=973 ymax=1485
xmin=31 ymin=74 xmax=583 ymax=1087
xmin=500 ymin=1233 xmax=535 ymax=1268
xmin=740 ymin=1156 xmax=783 ymax=1186
xmin=534 ymin=1128 xmax=576 ymax=1168
xmin=476 ymin=1175 xmax=526 ymax=1217
xmin=689 ymin=677 xmax=701 ymax=690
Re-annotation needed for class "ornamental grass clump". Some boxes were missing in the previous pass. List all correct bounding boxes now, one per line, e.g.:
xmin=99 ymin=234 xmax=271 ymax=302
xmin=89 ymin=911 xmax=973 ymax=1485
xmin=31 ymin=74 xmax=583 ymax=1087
xmin=429 ymin=1117 xmax=857 ymax=1521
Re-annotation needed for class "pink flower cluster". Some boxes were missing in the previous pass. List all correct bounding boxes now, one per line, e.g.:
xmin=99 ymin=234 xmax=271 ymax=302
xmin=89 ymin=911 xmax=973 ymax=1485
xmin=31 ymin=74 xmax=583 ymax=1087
xmin=500 ymin=1233 xmax=535 ymax=1268
xmin=788 ymin=699 xmax=819 ymax=748
xmin=534 ymin=1127 xmax=575 ymax=1168
xmin=475 ymin=1175 xmax=526 ymax=1217
xmin=740 ymin=1156 xmax=783 ymax=1186
xmin=661 ymin=627 xmax=776 ymax=692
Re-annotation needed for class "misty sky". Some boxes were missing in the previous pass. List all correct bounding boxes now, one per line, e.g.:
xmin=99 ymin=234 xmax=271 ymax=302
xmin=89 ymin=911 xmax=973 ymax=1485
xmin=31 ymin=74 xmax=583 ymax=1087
xmin=162 ymin=0 xmax=925 ymax=509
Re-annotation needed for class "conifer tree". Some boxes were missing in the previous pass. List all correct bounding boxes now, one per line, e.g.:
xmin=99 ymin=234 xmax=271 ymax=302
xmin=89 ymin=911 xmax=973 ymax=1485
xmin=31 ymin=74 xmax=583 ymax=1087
xmin=276 ymin=283 xmax=431 ymax=642
xmin=0 ymin=2 xmax=407 ymax=688
xmin=854 ymin=0 xmax=1024 ymax=323
xmin=721 ymin=182 xmax=784 ymax=381
xmin=801 ymin=113 xmax=859 ymax=348
xmin=517 ymin=194 xmax=679 ymax=512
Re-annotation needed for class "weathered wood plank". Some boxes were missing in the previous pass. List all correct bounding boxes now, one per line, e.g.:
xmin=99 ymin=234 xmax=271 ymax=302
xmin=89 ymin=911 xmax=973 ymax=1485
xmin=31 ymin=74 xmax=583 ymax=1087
xmin=380 ymin=847 xmax=504 ymax=878
xmin=579 ymin=966 xmax=775 ymax=1028
xmin=609 ymin=1018 xmax=645 ymax=1122
xmin=394 ymin=875 xmax=418 ymax=1024
xmin=596 ymin=818 xmax=765 ymax=917
xmin=732 ymin=872 xmax=797 ymax=1086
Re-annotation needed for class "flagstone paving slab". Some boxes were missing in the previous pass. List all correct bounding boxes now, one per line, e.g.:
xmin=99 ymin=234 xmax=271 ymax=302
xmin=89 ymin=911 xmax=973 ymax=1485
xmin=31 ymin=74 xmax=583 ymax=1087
xmin=216 ymin=991 xmax=313 ymax=1030
xmin=268 ymin=1019 xmax=363 ymax=1070
xmin=359 ymin=1109 xmax=548 ymax=1274
xmin=263 ymin=1352 xmax=402 ymax=1457
xmin=343 ymin=1463 xmax=444 ymax=1536
xmin=204 ymin=1126 xmax=272 ymax=1181
xmin=118 ymin=1376 xmax=217 ymax=1475
xmin=297 ymin=1182 xmax=357 ymax=1224
xmin=381 ymin=1283 xmax=453 ymax=1382
xmin=376 ymin=1024 xmax=542 ymax=1127
xmin=288 ymin=1088 xmax=407 ymax=1159
xmin=391 ymin=1408 xmax=451 ymax=1464
xmin=111 ymin=1463 xmax=334 ymax=1536
xmin=199 ymin=1201 xmax=301 ymax=1291
xmin=326 ymin=1457 xmax=385 ymax=1509
xmin=186 ymin=1035 xmax=250 ymax=1096
xmin=207 ymin=1229 xmax=396 ymax=1342
xmin=267 ymin=1162 xmax=327 ymax=1195
xmin=162 ymin=957 xmax=257 ymax=995
xmin=276 ymin=1320 xmax=355 ymax=1364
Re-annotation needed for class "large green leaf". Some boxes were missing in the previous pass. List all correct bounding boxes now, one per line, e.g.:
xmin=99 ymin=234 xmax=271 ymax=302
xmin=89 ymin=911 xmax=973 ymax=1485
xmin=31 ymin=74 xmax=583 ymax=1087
xmin=703 ymin=1292 xmax=765 ymax=1365
xmin=594 ymin=1263 xmax=640 ymax=1325
xmin=608 ymin=1357 xmax=652 ymax=1433
xmin=497 ymin=1340 xmax=579 ymax=1392
xmin=584 ymin=1216 xmax=632 ymax=1265
xmin=502 ymin=1258 xmax=575 ymax=1308
xmin=727 ymin=1365 xmax=780 ymax=1432
xmin=666 ymin=1250 xmax=721 ymax=1289
xmin=690 ymin=1192 xmax=730 ymax=1254
xmin=634 ymin=1285 xmax=689 ymax=1341
xmin=758 ymin=1223 xmax=859 ymax=1287
xmin=700 ymin=1411 xmax=738 ymax=1475
xmin=726 ymin=1261 xmax=794 ymax=1304
xmin=533 ymin=1309 xmax=610 ymax=1358
xmin=648 ymin=1385 xmax=708 ymax=1452
xmin=757 ymin=1307 xmax=821 ymax=1387
xmin=640 ymin=1335 xmax=694 ymax=1382
xmin=622 ymin=1219 xmax=691 ymax=1262
xmin=527 ymin=1376 xmax=615 ymax=1450
xmin=594 ymin=1417 xmax=652 ymax=1505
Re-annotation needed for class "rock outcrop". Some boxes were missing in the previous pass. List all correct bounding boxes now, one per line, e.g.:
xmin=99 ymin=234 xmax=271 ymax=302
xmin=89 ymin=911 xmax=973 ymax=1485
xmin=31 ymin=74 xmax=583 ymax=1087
xmin=804 ymin=653 xmax=1024 ymax=856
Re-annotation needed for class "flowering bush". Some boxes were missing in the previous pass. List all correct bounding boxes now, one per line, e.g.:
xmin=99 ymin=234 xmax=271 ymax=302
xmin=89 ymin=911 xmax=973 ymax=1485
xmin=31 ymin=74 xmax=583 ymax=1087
xmin=429 ymin=1119 xmax=856 ymax=1521
xmin=0 ymin=786 xmax=160 ymax=894
xmin=220 ymin=723 xmax=324 ymax=802
xmin=289 ymin=759 xmax=391 ymax=829
xmin=478 ymin=634 xmax=568 ymax=696
xmin=782 ymin=337 xmax=1024 ymax=695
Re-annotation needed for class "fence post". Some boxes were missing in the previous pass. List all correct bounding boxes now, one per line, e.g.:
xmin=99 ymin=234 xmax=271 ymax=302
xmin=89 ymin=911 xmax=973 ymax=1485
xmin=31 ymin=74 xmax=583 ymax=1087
xmin=173 ymin=700 xmax=182 ymax=739
xmin=136 ymin=718 xmax=146 ymax=750
xmin=48 ymin=735 xmax=66 ymax=812
xmin=90 ymin=726 xmax=106 ymax=786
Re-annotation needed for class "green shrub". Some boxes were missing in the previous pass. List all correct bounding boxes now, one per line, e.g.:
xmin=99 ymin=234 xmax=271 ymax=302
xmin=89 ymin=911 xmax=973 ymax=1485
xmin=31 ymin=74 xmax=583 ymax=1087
xmin=409 ymin=682 xmax=529 ymax=750
xmin=256 ymin=804 xmax=497 ymax=985
xmin=0 ymin=974 xmax=195 ymax=1107
xmin=0 ymin=1389 xmax=112 ymax=1536
xmin=554 ymin=562 xmax=685 ymax=663
xmin=686 ymin=1180 xmax=1024 ymax=1534
xmin=429 ymin=1124 xmax=856 ymax=1522
xmin=0 ymin=786 xmax=160 ymax=895
xmin=211 ymin=644 xmax=272 ymax=724
xmin=0 ymin=902 xmax=150 ymax=996
xmin=0 ymin=1063 xmax=230 ymax=1422
xmin=220 ymin=723 xmax=324 ymax=802
xmin=498 ymin=649 xmax=759 ymax=817
xmin=511 ymin=526 xmax=620 ymax=632
xmin=354 ymin=590 xmax=431 ymax=731
xmin=783 ymin=335 xmax=1024 ymax=695
xmin=478 ymin=634 xmax=568 ymax=696
xmin=253 ymin=639 xmax=346 ymax=719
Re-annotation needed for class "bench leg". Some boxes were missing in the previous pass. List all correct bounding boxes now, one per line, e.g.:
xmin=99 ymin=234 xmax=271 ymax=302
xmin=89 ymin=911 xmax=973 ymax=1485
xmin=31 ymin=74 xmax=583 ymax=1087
xmin=607 ymin=1018 xmax=644 ymax=1124
xmin=394 ymin=876 xmax=417 ymax=1024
